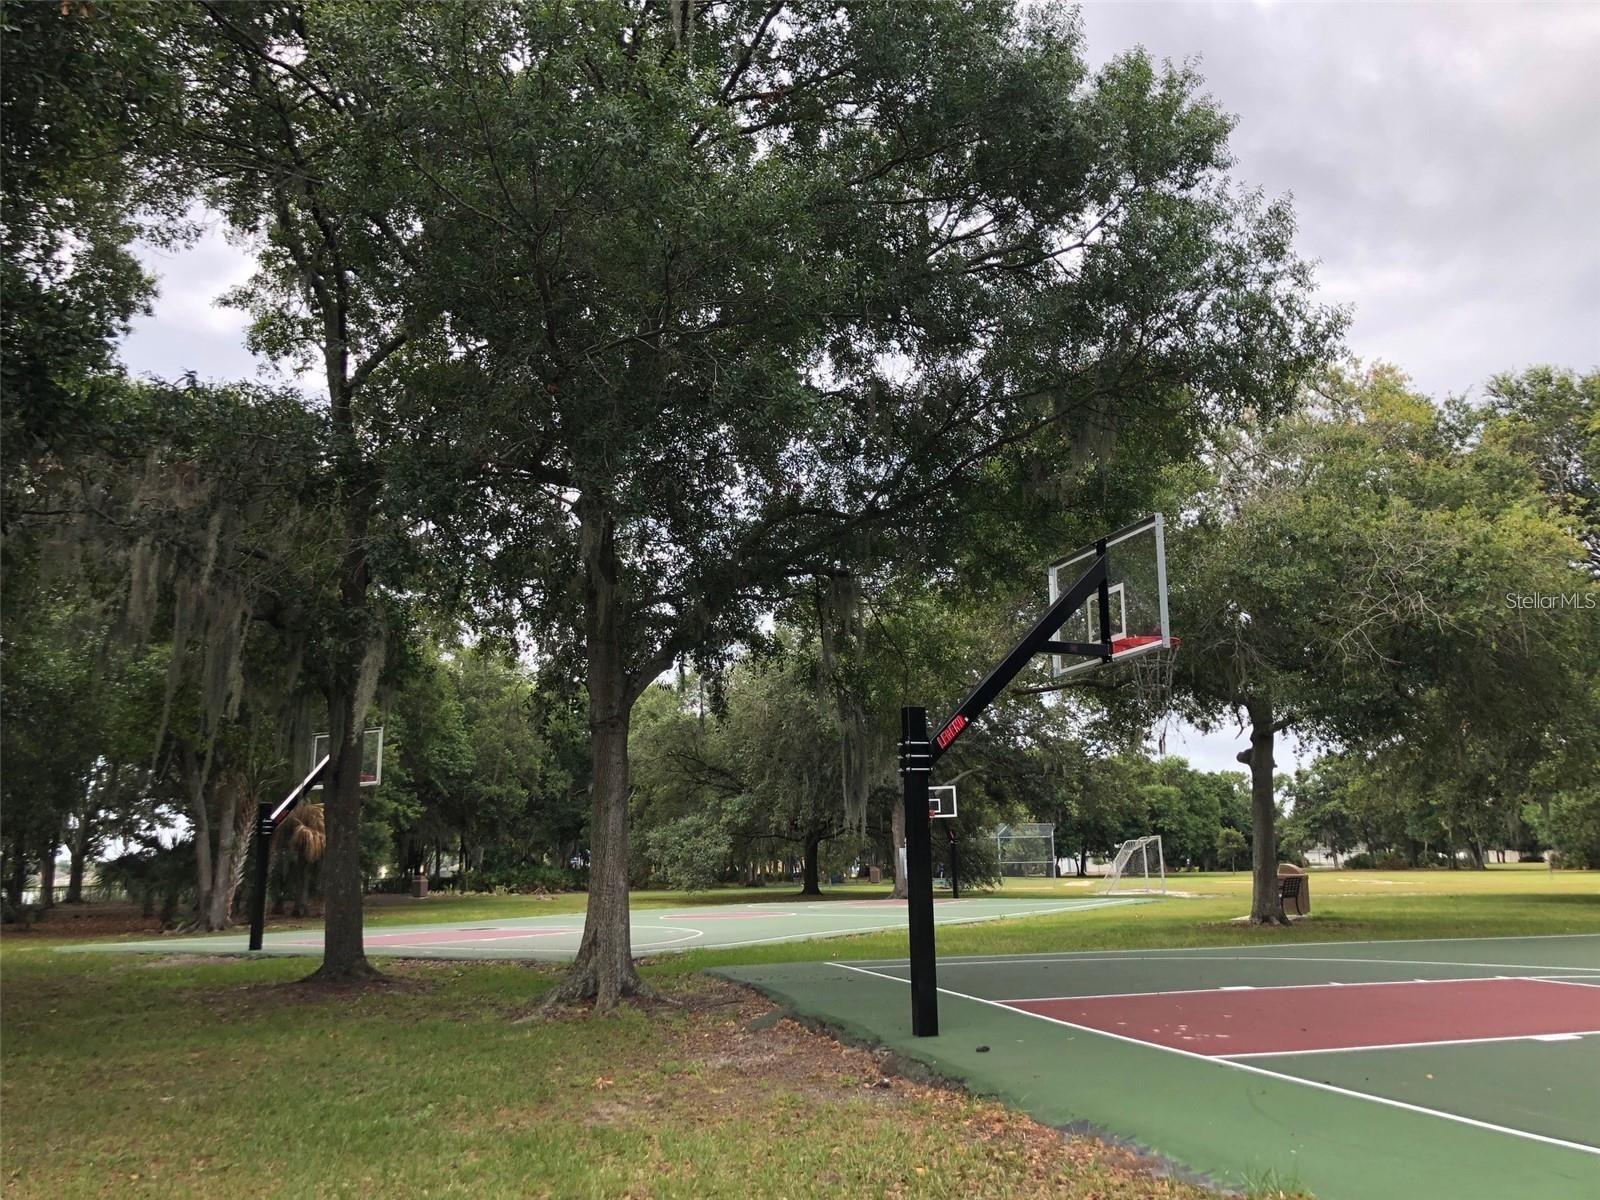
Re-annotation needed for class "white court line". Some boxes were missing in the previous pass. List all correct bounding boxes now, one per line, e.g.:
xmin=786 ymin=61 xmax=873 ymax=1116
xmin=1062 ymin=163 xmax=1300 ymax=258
xmin=685 ymin=901 xmax=1132 ymax=953
xmin=995 ymin=973 xmax=1546 ymax=1005
xmin=858 ymin=931 xmax=1600 ymax=966
xmin=627 ymin=926 xmax=708 ymax=950
xmin=829 ymin=961 xmax=1600 ymax=1158
xmin=797 ymin=899 xmax=1130 ymax=915
xmin=1536 ymin=976 xmax=1600 ymax=989
xmin=876 ymin=952 xmax=1600 ymax=975
xmin=1223 ymin=1030 xmax=1600 ymax=1059
xmin=376 ymin=925 xmax=706 ymax=953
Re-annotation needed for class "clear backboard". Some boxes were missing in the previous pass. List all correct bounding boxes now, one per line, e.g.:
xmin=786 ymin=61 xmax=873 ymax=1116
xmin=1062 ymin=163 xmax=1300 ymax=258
xmin=1047 ymin=514 xmax=1171 ymax=680
xmin=930 ymin=785 xmax=957 ymax=820
xmin=311 ymin=727 xmax=384 ymax=788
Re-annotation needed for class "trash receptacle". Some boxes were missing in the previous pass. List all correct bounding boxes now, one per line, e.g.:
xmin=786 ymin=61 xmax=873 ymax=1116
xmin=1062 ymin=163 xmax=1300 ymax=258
xmin=868 ymin=866 xmax=882 ymax=885
xmin=411 ymin=872 xmax=429 ymax=899
xmin=1276 ymin=863 xmax=1308 ymax=916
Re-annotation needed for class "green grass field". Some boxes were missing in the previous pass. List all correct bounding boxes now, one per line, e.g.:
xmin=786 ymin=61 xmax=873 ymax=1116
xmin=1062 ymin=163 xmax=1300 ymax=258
xmin=4 ymin=866 xmax=1596 ymax=1198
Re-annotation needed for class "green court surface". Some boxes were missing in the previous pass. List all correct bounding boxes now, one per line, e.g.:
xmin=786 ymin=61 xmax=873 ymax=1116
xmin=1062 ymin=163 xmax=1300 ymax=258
xmin=716 ymin=934 xmax=1600 ymax=1199
xmin=65 ymin=895 xmax=1133 ymax=961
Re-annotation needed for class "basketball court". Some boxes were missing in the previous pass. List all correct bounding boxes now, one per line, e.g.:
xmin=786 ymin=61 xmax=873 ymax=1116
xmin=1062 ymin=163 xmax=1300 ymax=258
xmin=68 ymin=895 xmax=1136 ymax=962
xmin=717 ymin=933 xmax=1600 ymax=1199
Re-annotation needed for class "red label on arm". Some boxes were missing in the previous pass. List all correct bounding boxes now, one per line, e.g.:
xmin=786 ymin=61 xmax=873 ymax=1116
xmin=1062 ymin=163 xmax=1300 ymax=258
xmin=934 ymin=715 xmax=967 ymax=750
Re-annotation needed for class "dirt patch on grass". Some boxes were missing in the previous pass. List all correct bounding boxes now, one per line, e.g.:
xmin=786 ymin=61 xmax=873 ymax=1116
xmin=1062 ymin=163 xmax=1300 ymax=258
xmin=132 ymin=954 xmax=253 ymax=968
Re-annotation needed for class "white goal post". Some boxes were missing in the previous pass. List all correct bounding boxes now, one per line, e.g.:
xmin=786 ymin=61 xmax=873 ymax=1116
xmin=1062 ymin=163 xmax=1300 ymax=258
xmin=1100 ymin=835 xmax=1166 ymax=895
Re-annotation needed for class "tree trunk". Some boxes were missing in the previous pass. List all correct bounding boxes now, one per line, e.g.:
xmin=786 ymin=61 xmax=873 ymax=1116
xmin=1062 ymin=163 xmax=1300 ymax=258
xmin=66 ymin=805 xmax=92 ymax=904
xmin=68 ymin=762 xmax=115 ymax=904
xmin=1238 ymin=700 xmax=1288 ymax=925
xmin=186 ymin=755 xmax=216 ymax=929
xmin=38 ymin=838 xmax=58 ymax=908
xmin=311 ymin=687 xmax=379 ymax=981
xmin=5 ymin=845 xmax=25 ymax=908
xmin=542 ymin=501 xmax=647 ymax=1014
xmin=204 ymin=785 xmax=241 ymax=931
xmin=66 ymin=842 xmax=87 ymax=903
xmin=800 ymin=834 xmax=822 ymax=896
xmin=889 ymin=800 xmax=907 ymax=898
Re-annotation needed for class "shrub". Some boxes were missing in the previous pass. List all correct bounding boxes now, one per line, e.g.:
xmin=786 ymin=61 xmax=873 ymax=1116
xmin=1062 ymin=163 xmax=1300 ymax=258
xmin=1342 ymin=852 xmax=1378 ymax=869
xmin=463 ymin=864 xmax=585 ymax=893
xmin=644 ymin=813 xmax=733 ymax=891
xmin=1525 ymin=792 xmax=1600 ymax=870
xmin=932 ymin=829 xmax=1002 ymax=892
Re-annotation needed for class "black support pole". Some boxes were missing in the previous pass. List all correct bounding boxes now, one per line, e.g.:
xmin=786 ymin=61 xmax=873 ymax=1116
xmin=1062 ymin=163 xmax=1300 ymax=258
xmin=1095 ymin=537 xmax=1112 ymax=660
xmin=900 ymin=705 xmax=938 ymax=1037
xmin=894 ymin=540 xmax=1120 ymax=1040
xmin=948 ymin=828 xmax=961 ymax=900
xmin=247 ymin=755 xmax=327 ymax=952
xmin=247 ymin=803 xmax=273 ymax=951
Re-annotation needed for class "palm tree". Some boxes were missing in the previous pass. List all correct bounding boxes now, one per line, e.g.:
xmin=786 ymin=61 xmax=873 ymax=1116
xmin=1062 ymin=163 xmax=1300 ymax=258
xmin=271 ymin=801 xmax=325 ymax=917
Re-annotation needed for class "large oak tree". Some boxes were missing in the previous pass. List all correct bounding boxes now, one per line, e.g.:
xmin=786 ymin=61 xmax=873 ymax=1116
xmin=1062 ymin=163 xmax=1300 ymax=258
xmin=361 ymin=0 xmax=1339 ymax=1007
xmin=1173 ymin=368 xmax=1594 ymax=921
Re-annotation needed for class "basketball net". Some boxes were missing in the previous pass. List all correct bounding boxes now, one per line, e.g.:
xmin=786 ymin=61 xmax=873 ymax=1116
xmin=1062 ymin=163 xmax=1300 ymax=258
xmin=1129 ymin=641 xmax=1181 ymax=755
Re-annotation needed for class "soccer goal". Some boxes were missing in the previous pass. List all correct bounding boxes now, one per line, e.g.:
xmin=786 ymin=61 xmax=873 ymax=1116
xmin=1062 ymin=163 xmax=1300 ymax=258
xmin=1100 ymin=835 xmax=1166 ymax=895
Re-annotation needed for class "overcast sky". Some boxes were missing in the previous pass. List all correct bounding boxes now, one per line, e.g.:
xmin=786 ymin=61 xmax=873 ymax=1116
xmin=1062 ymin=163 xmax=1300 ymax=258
xmin=118 ymin=1 xmax=1600 ymax=775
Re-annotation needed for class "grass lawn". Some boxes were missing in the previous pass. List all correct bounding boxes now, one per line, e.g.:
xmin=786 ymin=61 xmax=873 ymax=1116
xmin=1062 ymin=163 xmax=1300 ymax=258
xmin=4 ymin=866 xmax=1596 ymax=1199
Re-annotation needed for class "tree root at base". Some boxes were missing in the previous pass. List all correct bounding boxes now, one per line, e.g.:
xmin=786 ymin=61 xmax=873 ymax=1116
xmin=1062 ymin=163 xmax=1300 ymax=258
xmin=1248 ymin=912 xmax=1294 ymax=926
xmin=301 ymin=958 xmax=389 ymax=987
xmin=522 ymin=959 xmax=670 ymax=1021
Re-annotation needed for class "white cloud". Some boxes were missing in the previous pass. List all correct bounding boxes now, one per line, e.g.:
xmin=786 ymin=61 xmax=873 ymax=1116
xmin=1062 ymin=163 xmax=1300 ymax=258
xmin=1079 ymin=0 xmax=1600 ymax=398
xmin=119 ymin=212 xmax=261 ymax=384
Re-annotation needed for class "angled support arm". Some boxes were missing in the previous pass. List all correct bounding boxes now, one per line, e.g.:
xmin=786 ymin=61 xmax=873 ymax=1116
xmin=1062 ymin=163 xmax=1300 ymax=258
xmin=929 ymin=552 xmax=1107 ymax=761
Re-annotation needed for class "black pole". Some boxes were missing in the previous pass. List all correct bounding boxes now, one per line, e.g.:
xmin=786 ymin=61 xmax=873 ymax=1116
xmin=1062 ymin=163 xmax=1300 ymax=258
xmin=900 ymin=705 xmax=938 ymax=1037
xmin=948 ymin=828 xmax=961 ymax=900
xmin=247 ymin=755 xmax=327 ymax=952
xmin=1095 ymin=537 xmax=1112 ymax=660
xmin=887 ymin=535 xmax=1131 ymax=1039
xmin=247 ymin=802 xmax=272 ymax=951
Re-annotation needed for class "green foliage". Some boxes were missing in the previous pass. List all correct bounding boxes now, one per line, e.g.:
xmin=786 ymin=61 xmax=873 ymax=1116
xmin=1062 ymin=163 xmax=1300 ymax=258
xmin=1482 ymin=367 xmax=1599 ymax=572
xmin=642 ymin=813 xmax=735 ymax=892
xmin=933 ymin=829 xmax=1003 ymax=892
xmin=1172 ymin=366 xmax=1600 ymax=884
xmin=460 ymin=863 xmax=584 ymax=895
xmin=0 ymin=0 xmax=190 ymax=463
xmin=1525 ymin=792 xmax=1600 ymax=869
xmin=293 ymin=0 xmax=1341 ymax=977
xmin=1215 ymin=827 xmax=1247 ymax=871
xmin=95 ymin=838 xmax=194 ymax=923
xmin=630 ymin=649 xmax=851 ymax=888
